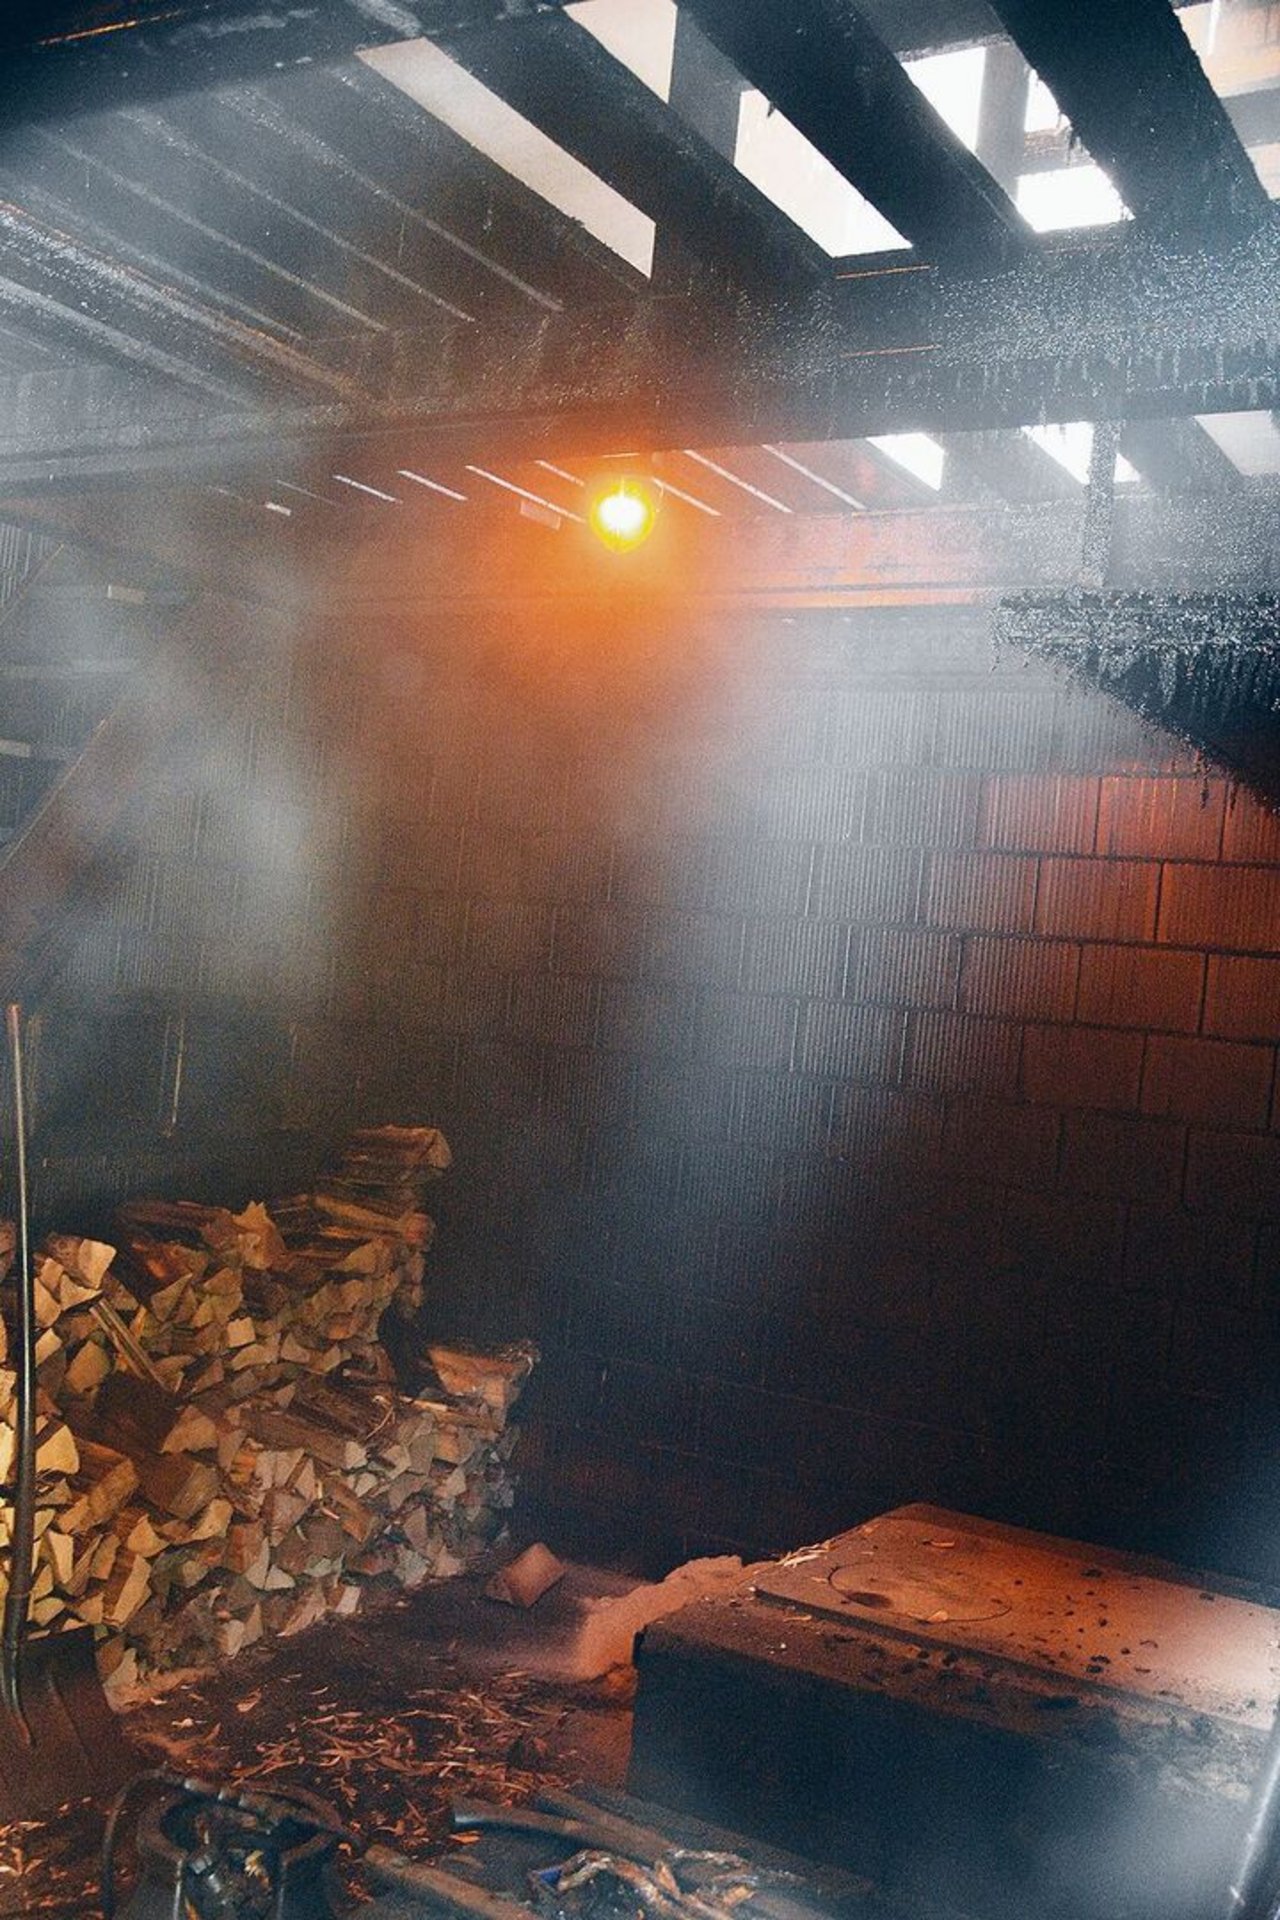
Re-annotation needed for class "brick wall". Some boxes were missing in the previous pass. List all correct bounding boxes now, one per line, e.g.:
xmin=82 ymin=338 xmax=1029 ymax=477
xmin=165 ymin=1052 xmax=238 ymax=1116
xmin=26 ymin=600 xmax=1280 ymax=1580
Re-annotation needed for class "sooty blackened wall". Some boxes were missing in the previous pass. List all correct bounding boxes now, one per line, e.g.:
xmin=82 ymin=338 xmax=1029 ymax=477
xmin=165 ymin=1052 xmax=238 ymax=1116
xmin=29 ymin=600 xmax=1280 ymax=1581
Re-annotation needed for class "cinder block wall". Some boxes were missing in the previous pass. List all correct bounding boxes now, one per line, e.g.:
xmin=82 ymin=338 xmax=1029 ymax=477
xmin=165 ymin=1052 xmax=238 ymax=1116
xmin=29 ymin=600 xmax=1280 ymax=1579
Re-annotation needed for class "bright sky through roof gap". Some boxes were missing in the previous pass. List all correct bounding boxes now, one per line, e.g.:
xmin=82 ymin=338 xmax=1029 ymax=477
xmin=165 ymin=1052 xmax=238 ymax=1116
xmin=735 ymin=91 xmax=909 ymax=255
xmin=359 ymin=38 xmax=656 ymax=275
xmin=1016 ymin=165 xmax=1129 ymax=231
xmin=1024 ymin=71 xmax=1065 ymax=132
xmin=565 ymin=0 xmax=676 ymax=98
xmin=1196 ymin=411 xmax=1280 ymax=475
xmin=869 ymin=434 xmax=946 ymax=490
xmin=903 ymin=46 xmax=986 ymax=152
xmin=1024 ymin=423 xmax=1139 ymax=485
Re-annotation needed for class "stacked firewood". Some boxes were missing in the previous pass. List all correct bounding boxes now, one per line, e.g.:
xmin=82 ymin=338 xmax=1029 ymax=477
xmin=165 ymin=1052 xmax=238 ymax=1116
xmin=0 ymin=1128 xmax=537 ymax=1692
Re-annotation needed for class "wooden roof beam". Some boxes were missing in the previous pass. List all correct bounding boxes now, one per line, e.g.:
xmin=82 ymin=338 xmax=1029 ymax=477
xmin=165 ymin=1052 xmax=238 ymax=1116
xmin=986 ymin=0 xmax=1270 ymax=234
xmin=4 ymin=216 xmax=1280 ymax=486
xmin=0 ymin=199 xmax=374 ymax=406
xmin=439 ymin=12 xmax=822 ymax=296
xmin=0 ymin=2 xmax=575 ymax=133
xmin=679 ymin=0 xmax=1029 ymax=265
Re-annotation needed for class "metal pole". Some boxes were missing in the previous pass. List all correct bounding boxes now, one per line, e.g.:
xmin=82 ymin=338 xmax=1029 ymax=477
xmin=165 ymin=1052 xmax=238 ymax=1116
xmin=1227 ymin=1704 xmax=1280 ymax=1920
xmin=2 ymin=1003 xmax=35 ymax=1737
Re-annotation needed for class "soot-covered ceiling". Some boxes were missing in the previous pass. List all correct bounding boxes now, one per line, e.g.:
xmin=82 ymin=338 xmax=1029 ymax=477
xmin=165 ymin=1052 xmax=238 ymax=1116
xmin=3 ymin=2 xmax=1280 ymax=793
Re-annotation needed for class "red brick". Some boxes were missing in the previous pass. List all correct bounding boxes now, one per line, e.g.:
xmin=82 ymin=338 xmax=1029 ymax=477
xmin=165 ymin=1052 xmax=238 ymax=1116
xmin=1204 ymin=954 xmax=1280 ymax=1041
xmin=977 ymin=775 xmax=1099 ymax=854
xmin=1035 ymin=858 xmax=1159 ymax=940
xmin=1058 ymin=1111 xmax=1186 ymax=1202
xmin=1095 ymin=776 xmax=1225 ymax=861
xmin=958 ymin=937 xmax=1079 ymax=1020
xmin=1141 ymin=1035 xmax=1275 ymax=1129
xmin=1022 ymin=1024 xmax=1144 ymax=1110
xmin=1185 ymin=1129 xmax=1280 ymax=1216
xmin=1221 ymin=792 xmax=1280 ymax=864
xmin=1157 ymin=864 xmax=1280 ymax=952
xmin=1076 ymin=944 xmax=1204 ymax=1032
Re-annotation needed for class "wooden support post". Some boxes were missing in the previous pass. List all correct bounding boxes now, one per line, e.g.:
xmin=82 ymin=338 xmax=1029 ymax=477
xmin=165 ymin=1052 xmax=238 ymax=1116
xmin=1081 ymin=421 xmax=1121 ymax=588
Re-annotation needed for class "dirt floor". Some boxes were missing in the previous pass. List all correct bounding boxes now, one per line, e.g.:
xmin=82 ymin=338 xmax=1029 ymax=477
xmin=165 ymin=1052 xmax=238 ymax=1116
xmin=0 ymin=1560 xmax=640 ymax=1916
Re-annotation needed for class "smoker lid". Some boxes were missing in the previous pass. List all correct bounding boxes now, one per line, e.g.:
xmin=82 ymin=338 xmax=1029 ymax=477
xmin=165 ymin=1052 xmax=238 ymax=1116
xmin=752 ymin=1504 xmax=1280 ymax=1727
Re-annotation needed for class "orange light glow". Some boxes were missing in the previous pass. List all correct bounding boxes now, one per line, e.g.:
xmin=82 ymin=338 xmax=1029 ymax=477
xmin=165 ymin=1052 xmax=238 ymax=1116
xmin=588 ymin=478 xmax=658 ymax=551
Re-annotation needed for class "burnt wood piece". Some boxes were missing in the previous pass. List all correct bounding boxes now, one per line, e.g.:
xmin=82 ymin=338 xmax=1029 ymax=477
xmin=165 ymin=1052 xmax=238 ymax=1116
xmin=0 ymin=2 xmax=575 ymax=133
xmin=681 ymin=0 xmax=1029 ymax=265
xmin=6 ymin=215 xmax=1280 ymax=487
xmin=996 ymin=588 xmax=1280 ymax=801
xmin=987 ymin=0 xmax=1270 ymax=235
xmin=441 ymin=12 xmax=822 ymax=297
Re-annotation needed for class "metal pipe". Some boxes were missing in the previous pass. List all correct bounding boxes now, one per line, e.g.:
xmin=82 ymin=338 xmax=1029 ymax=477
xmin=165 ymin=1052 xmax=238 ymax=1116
xmin=1227 ymin=1704 xmax=1280 ymax=1920
xmin=2 ymin=1003 xmax=35 ymax=1736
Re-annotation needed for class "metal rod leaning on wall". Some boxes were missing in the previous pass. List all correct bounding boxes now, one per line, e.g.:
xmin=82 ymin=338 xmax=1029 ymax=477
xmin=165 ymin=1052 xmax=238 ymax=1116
xmin=1 ymin=1003 xmax=36 ymax=1732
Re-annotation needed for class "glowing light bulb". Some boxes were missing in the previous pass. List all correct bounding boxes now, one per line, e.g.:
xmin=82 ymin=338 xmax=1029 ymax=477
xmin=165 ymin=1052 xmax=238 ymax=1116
xmin=588 ymin=478 xmax=657 ymax=551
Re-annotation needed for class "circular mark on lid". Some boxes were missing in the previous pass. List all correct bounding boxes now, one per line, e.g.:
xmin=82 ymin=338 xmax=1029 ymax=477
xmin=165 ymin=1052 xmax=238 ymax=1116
xmin=829 ymin=1563 xmax=1012 ymax=1624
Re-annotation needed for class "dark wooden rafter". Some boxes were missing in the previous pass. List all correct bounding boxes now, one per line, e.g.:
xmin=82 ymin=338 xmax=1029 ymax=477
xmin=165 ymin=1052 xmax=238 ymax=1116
xmin=0 ymin=42 xmax=650 ymax=415
xmin=119 ymin=96 xmax=481 ymax=332
xmin=19 ymin=59 xmax=640 ymax=364
xmin=440 ymin=12 xmax=822 ymax=296
xmin=667 ymin=10 xmax=745 ymax=162
xmin=321 ymin=59 xmax=645 ymax=309
xmin=679 ymin=3 xmax=1227 ymax=496
xmin=987 ymin=0 xmax=1270 ymax=233
xmin=972 ymin=38 xmax=1030 ymax=195
xmin=0 ymin=1 xmax=576 ymax=131
xmin=680 ymin=0 xmax=1029 ymax=265
xmin=1023 ymin=87 xmax=1280 ymax=176
xmin=0 ymin=198 xmax=373 ymax=404
xmin=208 ymin=67 xmax=641 ymax=321
xmin=982 ymin=0 xmax=1266 ymax=493
xmin=829 ymin=0 xmax=1207 ymax=61
xmin=0 ymin=211 xmax=337 ymax=403
xmin=0 ymin=137 xmax=338 ymax=359
xmin=7 ymin=189 xmax=1280 ymax=490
